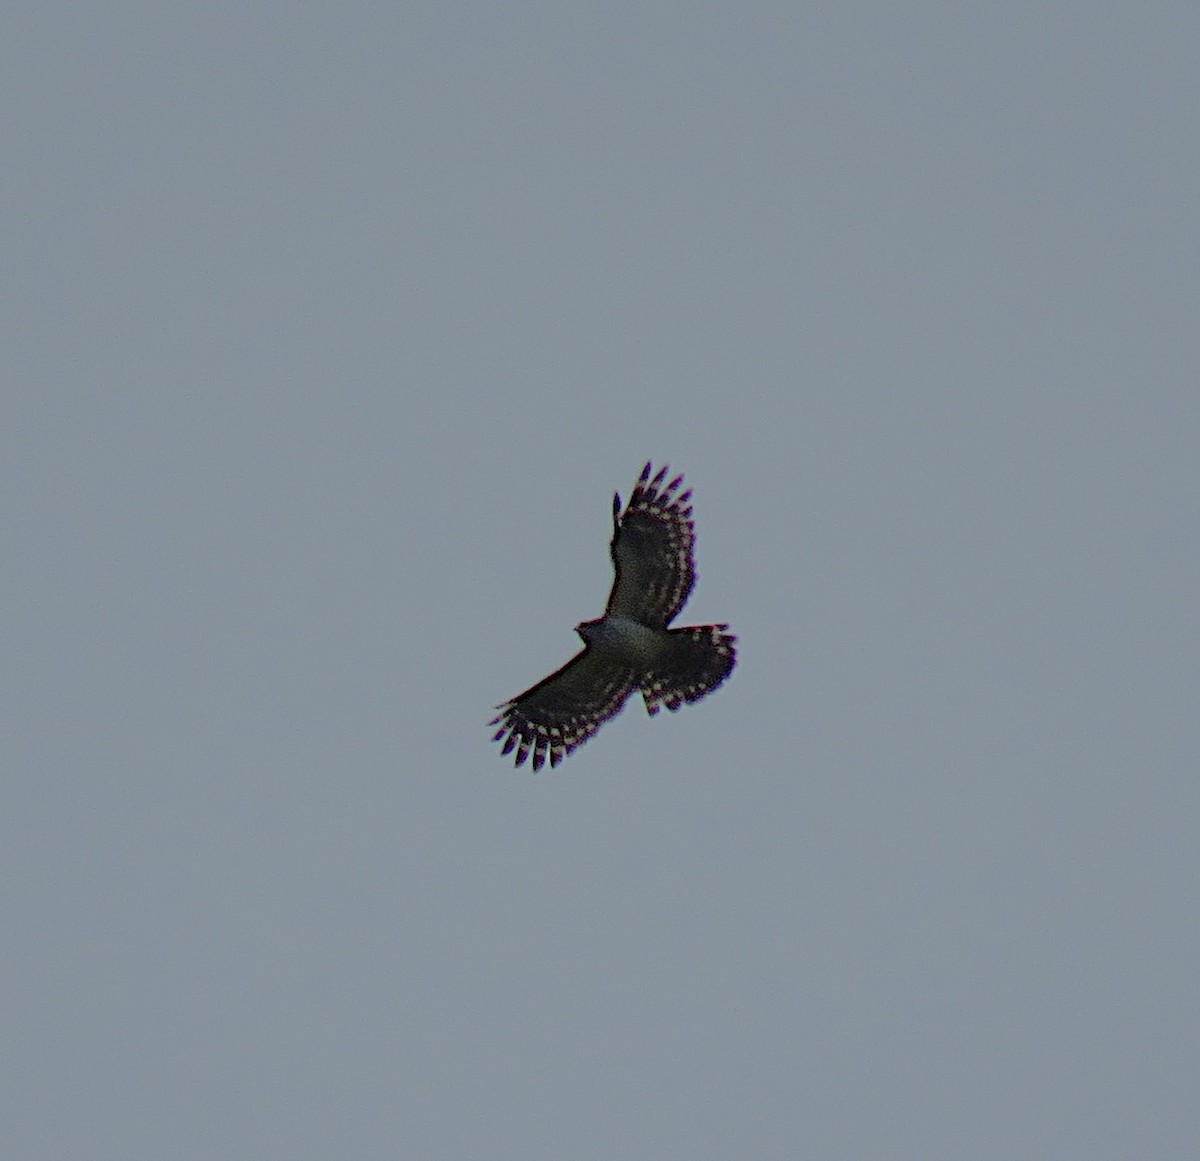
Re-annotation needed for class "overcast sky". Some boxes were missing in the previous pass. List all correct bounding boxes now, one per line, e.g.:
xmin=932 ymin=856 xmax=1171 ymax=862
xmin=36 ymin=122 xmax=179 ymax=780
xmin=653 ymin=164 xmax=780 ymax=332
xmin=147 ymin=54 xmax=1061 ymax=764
xmin=5 ymin=3 xmax=1198 ymax=1158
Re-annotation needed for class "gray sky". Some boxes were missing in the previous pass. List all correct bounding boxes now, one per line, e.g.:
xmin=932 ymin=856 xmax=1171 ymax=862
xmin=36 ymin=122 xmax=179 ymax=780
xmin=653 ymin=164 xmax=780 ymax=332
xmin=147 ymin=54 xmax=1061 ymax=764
xmin=5 ymin=3 xmax=1198 ymax=1158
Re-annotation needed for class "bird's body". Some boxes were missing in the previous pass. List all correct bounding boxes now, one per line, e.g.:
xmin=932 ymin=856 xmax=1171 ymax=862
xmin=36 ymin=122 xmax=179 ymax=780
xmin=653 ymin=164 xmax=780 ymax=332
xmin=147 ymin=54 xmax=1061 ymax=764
xmin=490 ymin=463 xmax=736 ymax=771
xmin=575 ymin=615 xmax=663 ymax=662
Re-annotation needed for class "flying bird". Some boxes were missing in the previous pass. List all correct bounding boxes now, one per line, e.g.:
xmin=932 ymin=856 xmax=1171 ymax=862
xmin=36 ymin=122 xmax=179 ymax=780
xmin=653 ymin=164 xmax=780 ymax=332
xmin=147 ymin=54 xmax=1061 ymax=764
xmin=490 ymin=463 xmax=736 ymax=771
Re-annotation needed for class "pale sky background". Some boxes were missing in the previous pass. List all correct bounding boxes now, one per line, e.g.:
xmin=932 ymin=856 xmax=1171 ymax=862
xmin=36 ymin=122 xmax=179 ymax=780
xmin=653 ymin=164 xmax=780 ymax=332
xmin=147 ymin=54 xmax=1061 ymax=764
xmin=5 ymin=4 xmax=1198 ymax=1158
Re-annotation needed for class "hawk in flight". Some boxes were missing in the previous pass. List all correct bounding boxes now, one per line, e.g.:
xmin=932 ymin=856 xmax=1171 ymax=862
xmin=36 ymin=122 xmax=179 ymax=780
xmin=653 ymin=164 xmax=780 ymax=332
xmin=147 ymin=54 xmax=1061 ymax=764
xmin=490 ymin=463 xmax=736 ymax=771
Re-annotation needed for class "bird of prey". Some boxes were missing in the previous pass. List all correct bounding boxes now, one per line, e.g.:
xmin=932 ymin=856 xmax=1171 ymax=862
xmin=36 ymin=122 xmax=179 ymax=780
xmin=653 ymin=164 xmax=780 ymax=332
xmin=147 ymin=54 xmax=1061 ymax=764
xmin=490 ymin=463 xmax=736 ymax=771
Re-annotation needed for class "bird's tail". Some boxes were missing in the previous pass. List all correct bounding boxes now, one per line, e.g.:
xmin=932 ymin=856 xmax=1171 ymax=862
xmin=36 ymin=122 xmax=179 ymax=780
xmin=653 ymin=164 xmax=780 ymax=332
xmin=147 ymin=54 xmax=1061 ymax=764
xmin=641 ymin=624 xmax=737 ymax=715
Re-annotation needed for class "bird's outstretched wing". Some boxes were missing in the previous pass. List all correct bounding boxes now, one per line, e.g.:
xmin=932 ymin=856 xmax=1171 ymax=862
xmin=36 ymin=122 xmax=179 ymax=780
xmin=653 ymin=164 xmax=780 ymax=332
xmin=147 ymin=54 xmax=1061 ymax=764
xmin=489 ymin=649 xmax=637 ymax=772
xmin=605 ymin=463 xmax=696 ymax=628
